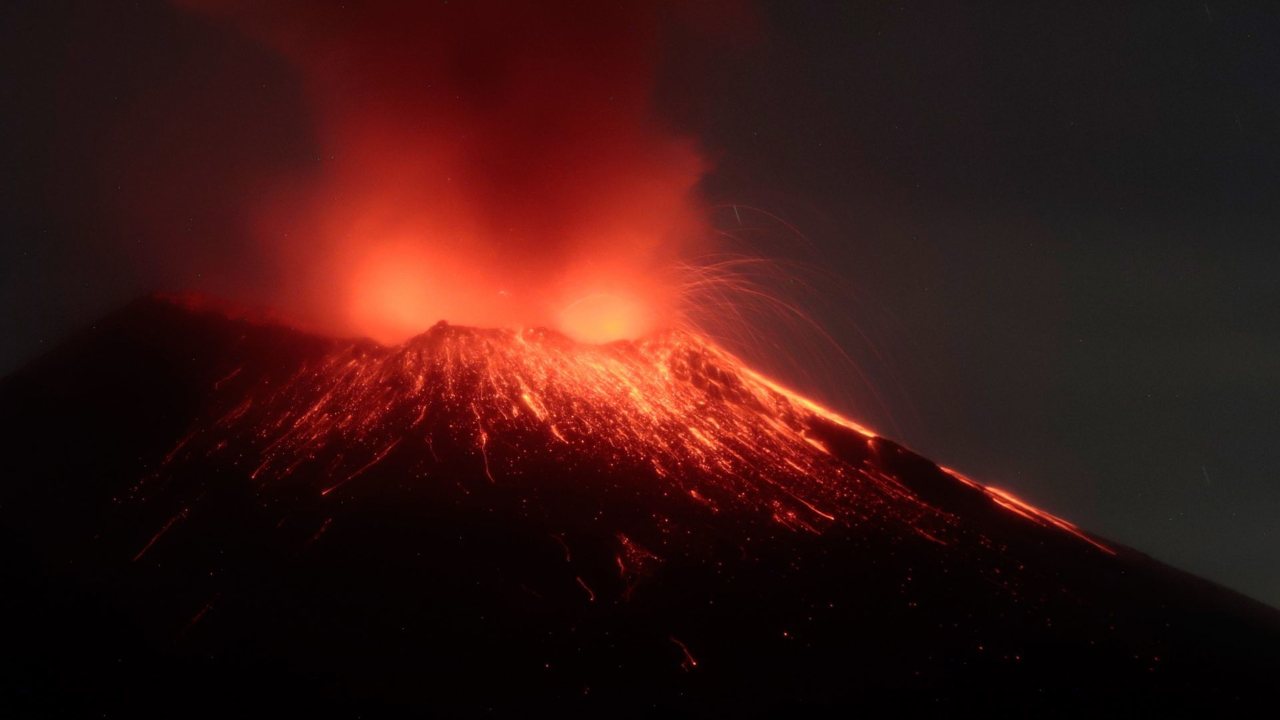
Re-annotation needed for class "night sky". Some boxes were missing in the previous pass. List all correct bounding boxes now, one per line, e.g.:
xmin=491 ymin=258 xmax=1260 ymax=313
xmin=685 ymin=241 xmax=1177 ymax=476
xmin=3 ymin=1 xmax=1278 ymax=607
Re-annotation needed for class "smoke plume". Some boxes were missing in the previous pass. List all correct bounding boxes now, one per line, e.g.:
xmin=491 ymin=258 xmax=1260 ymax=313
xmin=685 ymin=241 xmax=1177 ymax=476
xmin=175 ymin=1 xmax=722 ymax=343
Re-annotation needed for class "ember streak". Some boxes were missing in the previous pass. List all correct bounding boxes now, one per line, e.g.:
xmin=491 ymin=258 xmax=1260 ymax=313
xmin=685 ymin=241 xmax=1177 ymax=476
xmin=669 ymin=635 xmax=698 ymax=671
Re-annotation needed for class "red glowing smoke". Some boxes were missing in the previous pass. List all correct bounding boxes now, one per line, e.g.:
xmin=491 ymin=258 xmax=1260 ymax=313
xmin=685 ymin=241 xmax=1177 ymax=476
xmin=175 ymin=1 xmax=725 ymax=344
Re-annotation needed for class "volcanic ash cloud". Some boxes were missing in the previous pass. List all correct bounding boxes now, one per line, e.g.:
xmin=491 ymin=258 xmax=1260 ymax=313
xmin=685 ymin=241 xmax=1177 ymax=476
xmin=177 ymin=1 xmax=718 ymax=343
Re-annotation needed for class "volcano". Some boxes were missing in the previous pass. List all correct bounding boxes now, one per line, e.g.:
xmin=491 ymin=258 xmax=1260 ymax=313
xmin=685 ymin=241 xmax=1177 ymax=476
xmin=2 ymin=296 xmax=1277 ymax=715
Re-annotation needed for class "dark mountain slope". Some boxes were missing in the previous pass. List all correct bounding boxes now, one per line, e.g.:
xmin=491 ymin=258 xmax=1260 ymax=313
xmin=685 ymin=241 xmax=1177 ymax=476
xmin=2 ymin=296 xmax=1277 ymax=716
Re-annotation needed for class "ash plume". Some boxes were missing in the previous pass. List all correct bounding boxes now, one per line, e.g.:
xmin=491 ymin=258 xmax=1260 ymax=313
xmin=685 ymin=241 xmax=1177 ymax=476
xmin=171 ymin=1 xmax=746 ymax=342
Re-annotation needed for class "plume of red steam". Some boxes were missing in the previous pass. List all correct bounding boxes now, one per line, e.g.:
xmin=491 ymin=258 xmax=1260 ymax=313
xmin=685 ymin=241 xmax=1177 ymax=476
xmin=174 ymin=1 xmax=723 ymax=344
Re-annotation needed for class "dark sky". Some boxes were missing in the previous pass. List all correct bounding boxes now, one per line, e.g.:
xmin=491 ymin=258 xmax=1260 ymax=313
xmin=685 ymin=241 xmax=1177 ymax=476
xmin=3 ymin=1 xmax=1278 ymax=606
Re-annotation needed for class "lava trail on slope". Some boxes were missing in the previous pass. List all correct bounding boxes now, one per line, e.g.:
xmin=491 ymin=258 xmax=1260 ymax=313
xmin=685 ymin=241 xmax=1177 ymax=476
xmin=2 ymin=296 xmax=1278 ymax=716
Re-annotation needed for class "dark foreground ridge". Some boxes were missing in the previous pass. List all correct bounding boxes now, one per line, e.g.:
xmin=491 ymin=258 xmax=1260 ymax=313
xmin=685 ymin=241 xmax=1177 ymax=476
xmin=2 ymin=296 xmax=1277 ymax=716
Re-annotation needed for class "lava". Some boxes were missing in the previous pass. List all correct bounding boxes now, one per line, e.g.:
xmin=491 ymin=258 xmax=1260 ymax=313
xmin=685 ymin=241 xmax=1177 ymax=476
xmin=943 ymin=467 xmax=1115 ymax=555
xmin=616 ymin=533 xmax=663 ymax=600
xmin=162 ymin=324 xmax=900 ymax=531
xmin=9 ymin=297 xmax=1246 ymax=716
xmin=147 ymin=316 xmax=1110 ymax=558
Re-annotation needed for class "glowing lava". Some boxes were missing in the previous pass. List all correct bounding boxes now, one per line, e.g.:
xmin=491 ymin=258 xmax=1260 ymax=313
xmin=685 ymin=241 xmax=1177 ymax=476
xmin=7 ymin=296 xmax=1275 ymax=718
xmin=154 ymin=315 xmax=1110 ymax=556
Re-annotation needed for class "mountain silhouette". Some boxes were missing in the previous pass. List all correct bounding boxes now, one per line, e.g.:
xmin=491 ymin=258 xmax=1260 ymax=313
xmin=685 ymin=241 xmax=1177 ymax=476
xmin=2 ymin=296 xmax=1277 ymax=716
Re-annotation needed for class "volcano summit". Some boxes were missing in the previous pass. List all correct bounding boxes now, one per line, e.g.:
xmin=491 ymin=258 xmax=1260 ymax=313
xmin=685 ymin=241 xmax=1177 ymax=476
xmin=2 ymin=296 xmax=1278 ymax=715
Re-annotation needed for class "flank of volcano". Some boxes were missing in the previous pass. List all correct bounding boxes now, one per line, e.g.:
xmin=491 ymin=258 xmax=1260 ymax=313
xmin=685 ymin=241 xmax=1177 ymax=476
xmin=1 ymin=296 xmax=1277 ymax=715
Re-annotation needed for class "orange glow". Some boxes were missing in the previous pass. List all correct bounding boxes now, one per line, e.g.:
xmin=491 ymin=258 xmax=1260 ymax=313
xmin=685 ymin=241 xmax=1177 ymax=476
xmin=558 ymin=293 xmax=653 ymax=344
xmin=347 ymin=243 xmax=443 ymax=344
xmin=178 ymin=1 xmax=714 ymax=344
xmin=942 ymin=467 xmax=1115 ymax=555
